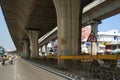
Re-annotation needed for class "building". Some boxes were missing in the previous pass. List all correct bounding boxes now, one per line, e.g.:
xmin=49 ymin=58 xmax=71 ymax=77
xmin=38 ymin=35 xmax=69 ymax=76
xmin=98 ymin=30 xmax=120 ymax=43
xmin=97 ymin=30 xmax=120 ymax=53
xmin=97 ymin=30 xmax=120 ymax=48
xmin=82 ymin=26 xmax=120 ymax=54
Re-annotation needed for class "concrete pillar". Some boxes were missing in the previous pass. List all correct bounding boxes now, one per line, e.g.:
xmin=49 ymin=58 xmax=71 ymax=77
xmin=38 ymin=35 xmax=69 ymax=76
xmin=53 ymin=0 xmax=83 ymax=56
xmin=19 ymin=51 xmax=23 ymax=58
xmin=42 ymin=45 xmax=46 ymax=56
xmin=22 ymin=44 xmax=25 ymax=58
xmin=23 ymin=39 xmax=30 ymax=59
xmin=26 ymin=30 xmax=39 ymax=58
xmin=39 ymin=47 xmax=41 ymax=56
xmin=50 ymin=40 xmax=55 ymax=52
xmin=88 ymin=20 xmax=101 ymax=55
xmin=39 ymin=46 xmax=42 ymax=56
xmin=53 ymin=0 xmax=84 ymax=65
xmin=45 ymin=44 xmax=48 ymax=55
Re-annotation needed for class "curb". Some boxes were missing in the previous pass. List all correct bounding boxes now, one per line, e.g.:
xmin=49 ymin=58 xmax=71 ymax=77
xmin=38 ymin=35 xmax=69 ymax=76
xmin=28 ymin=60 xmax=75 ymax=80
xmin=26 ymin=60 xmax=99 ymax=80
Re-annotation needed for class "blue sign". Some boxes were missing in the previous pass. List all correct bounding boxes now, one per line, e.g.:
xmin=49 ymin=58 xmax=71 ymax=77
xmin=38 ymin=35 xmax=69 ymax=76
xmin=86 ymin=43 xmax=91 ymax=46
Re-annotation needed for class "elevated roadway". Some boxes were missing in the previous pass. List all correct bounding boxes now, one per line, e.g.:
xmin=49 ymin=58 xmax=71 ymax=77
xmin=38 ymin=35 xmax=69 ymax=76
xmin=0 ymin=0 xmax=93 ymax=51
xmin=0 ymin=0 xmax=120 ymax=58
xmin=38 ymin=0 xmax=120 ymax=48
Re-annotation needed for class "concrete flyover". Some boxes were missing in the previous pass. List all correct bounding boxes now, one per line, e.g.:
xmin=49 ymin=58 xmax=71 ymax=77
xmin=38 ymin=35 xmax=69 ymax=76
xmin=0 ymin=0 xmax=120 ymax=59
xmin=0 ymin=0 xmax=93 ymax=57
xmin=0 ymin=0 xmax=57 ymax=52
xmin=39 ymin=0 xmax=120 ymax=50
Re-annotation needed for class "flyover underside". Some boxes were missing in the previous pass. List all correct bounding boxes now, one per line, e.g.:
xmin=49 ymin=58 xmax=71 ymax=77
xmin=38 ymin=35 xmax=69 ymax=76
xmin=27 ymin=0 xmax=57 ymax=38
xmin=1 ymin=0 xmax=94 ymax=51
xmin=82 ymin=0 xmax=120 ymax=26
xmin=1 ymin=0 xmax=120 ymax=52
xmin=39 ymin=0 xmax=120 ymax=49
xmin=1 ymin=0 xmax=34 ymax=51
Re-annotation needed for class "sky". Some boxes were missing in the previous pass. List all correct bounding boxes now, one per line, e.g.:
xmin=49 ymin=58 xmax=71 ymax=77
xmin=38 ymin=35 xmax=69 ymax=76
xmin=0 ymin=6 xmax=120 ymax=51
xmin=0 ymin=7 xmax=16 ymax=51
xmin=98 ymin=13 xmax=120 ymax=32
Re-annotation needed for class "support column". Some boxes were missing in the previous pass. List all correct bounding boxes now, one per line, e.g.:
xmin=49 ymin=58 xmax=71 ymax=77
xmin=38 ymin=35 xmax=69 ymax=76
xmin=50 ymin=40 xmax=55 ymax=52
xmin=42 ymin=45 xmax=46 ymax=56
xmin=53 ymin=0 xmax=84 ymax=65
xmin=19 ymin=51 xmax=23 ymax=58
xmin=26 ymin=30 xmax=39 ymax=58
xmin=38 ymin=46 xmax=42 ymax=56
xmin=53 ymin=0 xmax=83 ymax=56
xmin=45 ymin=44 xmax=48 ymax=55
xmin=22 ymin=44 xmax=25 ymax=58
xmin=88 ymin=20 xmax=101 ymax=55
xmin=23 ymin=39 xmax=30 ymax=59
xmin=40 ymin=46 xmax=43 ymax=56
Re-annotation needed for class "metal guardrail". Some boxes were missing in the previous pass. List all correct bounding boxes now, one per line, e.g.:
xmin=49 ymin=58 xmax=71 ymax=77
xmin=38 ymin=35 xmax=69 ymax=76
xmin=34 ymin=54 xmax=120 ymax=60
xmin=28 ymin=54 xmax=120 ymax=80
xmin=60 ymin=54 xmax=120 ymax=60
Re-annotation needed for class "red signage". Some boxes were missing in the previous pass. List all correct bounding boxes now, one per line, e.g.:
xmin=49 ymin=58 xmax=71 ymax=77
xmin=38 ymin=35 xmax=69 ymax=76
xmin=87 ymin=30 xmax=97 ymax=42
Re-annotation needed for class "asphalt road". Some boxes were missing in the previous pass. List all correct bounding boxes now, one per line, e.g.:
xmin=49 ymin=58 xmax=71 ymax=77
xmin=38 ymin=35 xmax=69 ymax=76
xmin=0 ymin=58 xmax=67 ymax=80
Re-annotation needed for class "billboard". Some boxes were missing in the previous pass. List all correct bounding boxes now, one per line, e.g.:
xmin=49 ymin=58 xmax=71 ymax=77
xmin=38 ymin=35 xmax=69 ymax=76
xmin=82 ymin=25 xmax=91 ymax=41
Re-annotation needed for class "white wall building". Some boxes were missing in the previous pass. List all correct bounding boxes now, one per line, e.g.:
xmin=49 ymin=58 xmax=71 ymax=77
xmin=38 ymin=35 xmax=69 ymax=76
xmin=82 ymin=29 xmax=120 ymax=53
xmin=98 ymin=30 xmax=120 ymax=42
xmin=97 ymin=30 xmax=120 ymax=53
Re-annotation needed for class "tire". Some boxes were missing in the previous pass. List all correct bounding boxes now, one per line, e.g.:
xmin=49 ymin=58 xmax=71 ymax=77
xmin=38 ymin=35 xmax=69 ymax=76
xmin=2 ymin=61 xmax=5 ymax=65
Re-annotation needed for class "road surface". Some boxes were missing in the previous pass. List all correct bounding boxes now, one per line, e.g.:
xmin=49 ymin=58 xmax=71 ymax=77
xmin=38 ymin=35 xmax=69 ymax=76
xmin=0 ymin=58 xmax=67 ymax=80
